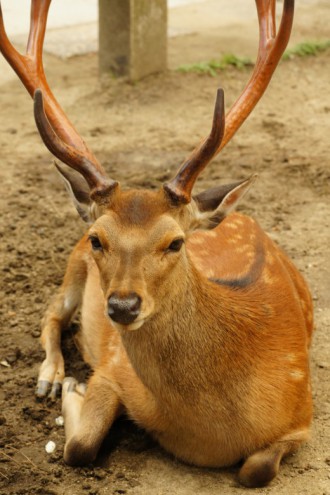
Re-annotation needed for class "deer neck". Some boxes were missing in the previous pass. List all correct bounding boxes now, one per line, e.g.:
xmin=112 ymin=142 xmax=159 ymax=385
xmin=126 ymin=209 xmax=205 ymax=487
xmin=119 ymin=260 xmax=236 ymax=399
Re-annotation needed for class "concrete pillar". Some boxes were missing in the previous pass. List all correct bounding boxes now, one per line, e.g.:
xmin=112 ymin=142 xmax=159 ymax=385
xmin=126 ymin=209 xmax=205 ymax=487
xmin=99 ymin=0 xmax=167 ymax=80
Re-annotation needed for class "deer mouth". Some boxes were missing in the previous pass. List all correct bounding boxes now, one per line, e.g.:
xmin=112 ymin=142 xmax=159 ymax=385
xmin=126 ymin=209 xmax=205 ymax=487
xmin=110 ymin=318 xmax=146 ymax=332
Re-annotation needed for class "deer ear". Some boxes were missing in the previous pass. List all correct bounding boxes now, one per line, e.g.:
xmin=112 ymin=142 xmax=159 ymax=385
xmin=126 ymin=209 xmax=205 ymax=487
xmin=190 ymin=175 xmax=257 ymax=230
xmin=54 ymin=161 xmax=95 ymax=223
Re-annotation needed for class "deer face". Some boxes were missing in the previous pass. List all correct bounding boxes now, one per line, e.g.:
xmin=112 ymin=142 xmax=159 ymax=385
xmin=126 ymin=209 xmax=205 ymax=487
xmin=86 ymin=189 xmax=190 ymax=331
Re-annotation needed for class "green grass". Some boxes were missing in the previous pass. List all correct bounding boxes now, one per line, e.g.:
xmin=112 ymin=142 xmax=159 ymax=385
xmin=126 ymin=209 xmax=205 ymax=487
xmin=283 ymin=40 xmax=330 ymax=60
xmin=177 ymin=40 xmax=330 ymax=76
xmin=177 ymin=54 xmax=253 ymax=77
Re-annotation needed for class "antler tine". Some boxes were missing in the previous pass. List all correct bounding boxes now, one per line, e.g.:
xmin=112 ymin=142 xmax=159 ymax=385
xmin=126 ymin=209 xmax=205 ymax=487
xmin=164 ymin=88 xmax=225 ymax=205
xmin=219 ymin=0 xmax=294 ymax=151
xmin=26 ymin=0 xmax=49 ymax=60
xmin=0 ymin=1 xmax=60 ymax=136
xmin=164 ymin=0 xmax=294 ymax=205
xmin=0 ymin=0 xmax=115 ymax=198
xmin=34 ymin=90 xmax=117 ymax=198
xmin=0 ymin=0 xmax=49 ymax=93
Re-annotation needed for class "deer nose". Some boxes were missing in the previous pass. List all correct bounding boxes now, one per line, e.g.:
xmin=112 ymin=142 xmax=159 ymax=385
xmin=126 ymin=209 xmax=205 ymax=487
xmin=108 ymin=292 xmax=142 ymax=325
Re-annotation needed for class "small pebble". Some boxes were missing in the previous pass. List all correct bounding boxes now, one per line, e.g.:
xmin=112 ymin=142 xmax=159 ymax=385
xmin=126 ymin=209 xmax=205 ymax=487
xmin=55 ymin=415 xmax=64 ymax=426
xmin=0 ymin=360 xmax=11 ymax=368
xmin=45 ymin=440 xmax=56 ymax=454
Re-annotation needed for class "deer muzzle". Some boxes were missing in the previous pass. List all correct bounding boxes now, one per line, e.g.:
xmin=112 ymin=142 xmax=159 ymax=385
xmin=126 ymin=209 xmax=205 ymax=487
xmin=108 ymin=292 xmax=142 ymax=325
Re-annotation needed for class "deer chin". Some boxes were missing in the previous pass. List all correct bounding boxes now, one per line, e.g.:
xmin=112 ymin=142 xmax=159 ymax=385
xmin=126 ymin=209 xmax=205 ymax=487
xmin=110 ymin=318 xmax=146 ymax=333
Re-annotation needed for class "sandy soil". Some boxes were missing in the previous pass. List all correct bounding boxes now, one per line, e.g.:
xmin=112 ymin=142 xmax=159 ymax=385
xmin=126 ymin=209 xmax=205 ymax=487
xmin=0 ymin=2 xmax=329 ymax=495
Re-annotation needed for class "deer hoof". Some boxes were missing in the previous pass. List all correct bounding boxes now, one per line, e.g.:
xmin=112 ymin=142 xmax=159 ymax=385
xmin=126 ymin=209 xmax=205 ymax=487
xmin=35 ymin=380 xmax=51 ymax=399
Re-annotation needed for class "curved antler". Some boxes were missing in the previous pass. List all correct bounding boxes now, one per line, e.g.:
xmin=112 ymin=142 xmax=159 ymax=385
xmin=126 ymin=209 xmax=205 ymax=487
xmin=164 ymin=88 xmax=225 ymax=205
xmin=0 ymin=0 xmax=116 ymax=199
xmin=164 ymin=0 xmax=294 ymax=205
xmin=34 ymin=90 xmax=117 ymax=198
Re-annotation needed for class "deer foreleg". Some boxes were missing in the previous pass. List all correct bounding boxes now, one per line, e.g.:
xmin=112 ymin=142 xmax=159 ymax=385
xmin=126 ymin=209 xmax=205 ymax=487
xmin=36 ymin=246 xmax=87 ymax=399
xmin=62 ymin=373 xmax=122 ymax=466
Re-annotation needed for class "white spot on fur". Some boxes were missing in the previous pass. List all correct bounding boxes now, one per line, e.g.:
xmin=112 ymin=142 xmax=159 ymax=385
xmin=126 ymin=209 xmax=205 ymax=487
xmin=225 ymin=222 xmax=238 ymax=230
xmin=285 ymin=353 xmax=297 ymax=364
xmin=266 ymin=252 xmax=275 ymax=265
xmin=300 ymin=299 xmax=307 ymax=310
xmin=290 ymin=369 xmax=305 ymax=381
xmin=262 ymin=267 xmax=276 ymax=285
xmin=205 ymin=230 xmax=217 ymax=238
xmin=236 ymin=244 xmax=250 ymax=254
xmin=111 ymin=346 xmax=121 ymax=365
xmin=245 ymin=250 xmax=255 ymax=261
xmin=194 ymin=261 xmax=205 ymax=271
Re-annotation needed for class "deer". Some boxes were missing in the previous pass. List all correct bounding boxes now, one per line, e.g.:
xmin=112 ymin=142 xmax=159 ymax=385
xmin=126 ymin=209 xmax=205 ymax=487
xmin=0 ymin=0 xmax=313 ymax=488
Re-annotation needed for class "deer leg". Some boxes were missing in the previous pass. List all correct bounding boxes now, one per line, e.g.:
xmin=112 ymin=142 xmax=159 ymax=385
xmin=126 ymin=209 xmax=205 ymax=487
xmin=36 ymin=248 xmax=87 ymax=400
xmin=238 ymin=429 xmax=310 ymax=488
xmin=62 ymin=373 xmax=122 ymax=466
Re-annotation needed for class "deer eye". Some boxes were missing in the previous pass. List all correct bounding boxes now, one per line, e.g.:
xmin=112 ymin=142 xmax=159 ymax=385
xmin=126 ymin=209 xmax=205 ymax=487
xmin=89 ymin=235 xmax=103 ymax=251
xmin=166 ymin=238 xmax=184 ymax=253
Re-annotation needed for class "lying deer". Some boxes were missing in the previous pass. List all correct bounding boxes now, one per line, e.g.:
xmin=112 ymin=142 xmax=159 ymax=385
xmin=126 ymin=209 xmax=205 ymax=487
xmin=0 ymin=0 xmax=313 ymax=488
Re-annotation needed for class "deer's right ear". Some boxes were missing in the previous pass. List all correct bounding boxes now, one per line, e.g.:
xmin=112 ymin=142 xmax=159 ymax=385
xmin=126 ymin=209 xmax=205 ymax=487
xmin=54 ymin=162 xmax=95 ymax=223
xmin=189 ymin=175 xmax=257 ymax=231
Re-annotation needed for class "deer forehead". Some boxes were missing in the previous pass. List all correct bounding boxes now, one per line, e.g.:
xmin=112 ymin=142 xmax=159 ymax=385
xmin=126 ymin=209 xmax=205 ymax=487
xmin=107 ymin=189 xmax=170 ymax=224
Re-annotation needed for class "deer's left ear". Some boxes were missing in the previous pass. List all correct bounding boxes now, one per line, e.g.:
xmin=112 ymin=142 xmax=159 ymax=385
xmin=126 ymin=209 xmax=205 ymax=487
xmin=189 ymin=175 xmax=257 ymax=230
xmin=54 ymin=161 xmax=95 ymax=223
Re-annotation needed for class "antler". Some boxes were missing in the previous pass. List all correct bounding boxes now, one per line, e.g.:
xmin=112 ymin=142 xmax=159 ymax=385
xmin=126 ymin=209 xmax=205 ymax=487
xmin=164 ymin=0 xmax=294 ymax=204
xmin=0 ymin=0 xmax=116 ymax=199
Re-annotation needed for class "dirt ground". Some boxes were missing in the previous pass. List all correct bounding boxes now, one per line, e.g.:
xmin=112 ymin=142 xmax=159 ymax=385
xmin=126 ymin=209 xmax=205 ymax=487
xmin=0 ymin=2 xmax=329 ymax=495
